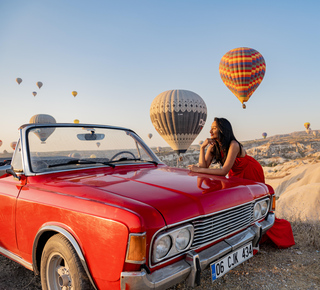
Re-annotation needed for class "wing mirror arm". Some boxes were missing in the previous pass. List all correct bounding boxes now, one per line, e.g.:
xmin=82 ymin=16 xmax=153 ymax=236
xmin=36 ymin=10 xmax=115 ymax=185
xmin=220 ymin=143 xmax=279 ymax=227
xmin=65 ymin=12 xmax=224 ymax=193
xmin=6 ymin=168 xmax=21 ymax=181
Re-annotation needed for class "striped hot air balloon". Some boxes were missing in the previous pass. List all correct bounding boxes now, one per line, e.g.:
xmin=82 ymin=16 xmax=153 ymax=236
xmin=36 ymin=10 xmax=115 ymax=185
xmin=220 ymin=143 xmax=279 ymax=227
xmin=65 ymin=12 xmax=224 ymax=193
xmin=219 ymin=47 xmax=266 ymax=109
xmin=150 ymin=90 xmax=207 ymax=154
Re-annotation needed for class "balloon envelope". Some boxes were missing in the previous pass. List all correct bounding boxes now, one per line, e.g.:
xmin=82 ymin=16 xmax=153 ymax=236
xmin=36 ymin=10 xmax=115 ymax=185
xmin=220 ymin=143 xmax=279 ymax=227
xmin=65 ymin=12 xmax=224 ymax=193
xmin=219 ymin=47 xmax=266 ymax=108
xmin=36 ymin=82 xmax=43 ymax=89
xmin=72 ymin=91 xmax=78 ymax=97
xmin=16 ymin=78 xmax=22 ymax=85
xmin=29 ymin=114 xmax=56 ymax=142
xmin=262 ymin=132 xmax=267 ymax=139
xmin=10 ymin=141 xmax=17 ymax=150
xmin=304 ymin=122 xmax=310 ymax=130
xmin=148 ymin=133 xmax=153 ymax=139
xmin=74 ymin=119 xmax=79 ymax=124
xmin=0 ymin=140 xmax=2 ymax=147
xmin=150 ymin=89 xmax=207 ymax=154
xmin=32 ymin=92 xmax=37 ymax=97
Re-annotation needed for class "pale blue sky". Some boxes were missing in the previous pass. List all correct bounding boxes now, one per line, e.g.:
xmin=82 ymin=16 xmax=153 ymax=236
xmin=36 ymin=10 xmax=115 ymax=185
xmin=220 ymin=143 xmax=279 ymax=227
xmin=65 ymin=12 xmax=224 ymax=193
xmin=1 ymin=0 xmax=319 ymax=152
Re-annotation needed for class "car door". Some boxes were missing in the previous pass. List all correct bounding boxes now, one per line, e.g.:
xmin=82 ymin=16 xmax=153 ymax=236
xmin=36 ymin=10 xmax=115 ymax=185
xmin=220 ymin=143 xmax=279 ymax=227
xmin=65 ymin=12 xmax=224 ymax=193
xmin=0 ymin=140 xmax=24 ymax=255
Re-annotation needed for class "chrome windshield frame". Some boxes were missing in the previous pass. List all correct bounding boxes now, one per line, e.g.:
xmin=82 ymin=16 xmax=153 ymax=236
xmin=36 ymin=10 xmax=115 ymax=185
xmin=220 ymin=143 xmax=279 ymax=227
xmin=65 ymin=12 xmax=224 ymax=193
xmin=18 ymin=123 xmax=161 ymax=176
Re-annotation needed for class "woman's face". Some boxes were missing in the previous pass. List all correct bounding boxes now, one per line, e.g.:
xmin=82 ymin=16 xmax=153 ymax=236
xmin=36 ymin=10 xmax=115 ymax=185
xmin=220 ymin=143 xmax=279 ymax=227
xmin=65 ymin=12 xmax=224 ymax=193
xmin=210 ymin=121 xmax=219 ymax=139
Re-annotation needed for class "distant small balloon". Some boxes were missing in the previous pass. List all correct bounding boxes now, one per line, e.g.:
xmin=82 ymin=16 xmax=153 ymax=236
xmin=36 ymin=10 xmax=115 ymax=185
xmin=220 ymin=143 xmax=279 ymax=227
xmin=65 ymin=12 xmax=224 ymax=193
xmin=0 ymin=140 xmax=2 ymax=147
xmin=313 ymin=131 xmax=318 ymax=137
xmin=10 ymin=141 xmax=17 ymax=150
xmin=96 ymin=142 xmax=101 ymax=148
xmin=157 ymin=146 xmax=162 ymax=153
xmin=72 ymin=91 xmax=78 ymax=97
xmin=148 ymin=133 xmax=153 ymax=139
xmin=74 ymin=119 xmax=79 ymax=124
xmin=16 ymin=78 xmax=22 ymax=85
xmin=199 ymin=140 xmax=204 ymax=146
xmin=32 ymin=92 xmax=37 ymax=97
xmin=262 ymin=132 xmax=267 ymax=139
xmin=36 ymin=82 xmax=43 ymax=89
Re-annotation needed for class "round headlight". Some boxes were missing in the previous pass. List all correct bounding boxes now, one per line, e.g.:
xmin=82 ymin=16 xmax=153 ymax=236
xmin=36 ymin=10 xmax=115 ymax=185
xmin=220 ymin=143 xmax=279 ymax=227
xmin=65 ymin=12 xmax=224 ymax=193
xmin=254 ymin=203 xmax=261 ymax=220
xmin=155 ymin=235 xmax=171 ymax=260
xmin=175 ymin=228 xmax=191 ymax=251
xmin=260 ymin=200 xmax=268 ymax=215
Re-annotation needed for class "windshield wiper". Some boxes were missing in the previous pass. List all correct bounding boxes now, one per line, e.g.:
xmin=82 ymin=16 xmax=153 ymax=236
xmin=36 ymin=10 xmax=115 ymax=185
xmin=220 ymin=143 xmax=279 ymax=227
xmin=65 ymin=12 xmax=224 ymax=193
xmin=48 ymin=159 xmax=115 ymax=168
xmin=109 ymin=158 xmax=158 ymax=165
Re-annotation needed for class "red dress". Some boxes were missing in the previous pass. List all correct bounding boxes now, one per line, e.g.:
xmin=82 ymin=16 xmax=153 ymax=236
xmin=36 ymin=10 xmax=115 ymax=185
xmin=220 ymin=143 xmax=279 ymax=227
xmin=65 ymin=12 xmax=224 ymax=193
xmin=229 ymin=155 xmax=295 ymax=249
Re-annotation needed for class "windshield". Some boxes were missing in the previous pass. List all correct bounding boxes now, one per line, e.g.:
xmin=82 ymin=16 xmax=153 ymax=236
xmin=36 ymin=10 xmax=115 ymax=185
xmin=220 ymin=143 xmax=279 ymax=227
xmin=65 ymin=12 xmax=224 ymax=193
xmin=27 ymin=125 xmax=159 ymax=173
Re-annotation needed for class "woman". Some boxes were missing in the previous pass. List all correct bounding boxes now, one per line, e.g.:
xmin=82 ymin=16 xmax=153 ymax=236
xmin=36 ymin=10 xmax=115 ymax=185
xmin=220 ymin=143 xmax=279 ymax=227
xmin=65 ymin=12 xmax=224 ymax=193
xmin=188 ymin=117 xmax=264 ymax=182
xmin=189 ymin=117 xmax=295 ymax=249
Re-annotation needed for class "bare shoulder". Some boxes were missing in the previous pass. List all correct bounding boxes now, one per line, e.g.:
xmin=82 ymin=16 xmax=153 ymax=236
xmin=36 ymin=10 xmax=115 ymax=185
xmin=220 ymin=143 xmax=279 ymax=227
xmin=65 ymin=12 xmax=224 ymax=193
xmin=230 ymin=140 xmax=246 ymax=157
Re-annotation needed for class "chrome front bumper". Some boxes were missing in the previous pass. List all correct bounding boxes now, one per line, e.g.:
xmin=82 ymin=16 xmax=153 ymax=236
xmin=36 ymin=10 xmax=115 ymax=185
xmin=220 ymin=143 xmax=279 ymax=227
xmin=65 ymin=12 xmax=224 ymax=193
xmin=121 ymin=213 xmax=275 ymax=290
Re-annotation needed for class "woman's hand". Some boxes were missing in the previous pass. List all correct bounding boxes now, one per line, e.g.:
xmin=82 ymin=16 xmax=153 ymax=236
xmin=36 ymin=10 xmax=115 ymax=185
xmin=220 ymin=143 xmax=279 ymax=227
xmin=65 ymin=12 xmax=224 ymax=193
xmin=188 ymin=164 xmax=200 ymax=172
xmin=201 ymin=138 xmax=215 ymax=149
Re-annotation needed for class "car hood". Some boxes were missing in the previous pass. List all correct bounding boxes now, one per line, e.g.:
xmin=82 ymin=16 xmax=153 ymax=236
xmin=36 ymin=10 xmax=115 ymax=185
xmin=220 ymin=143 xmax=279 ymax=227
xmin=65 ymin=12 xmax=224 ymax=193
xmin=43 ymin=165 xmax=270 ymax=225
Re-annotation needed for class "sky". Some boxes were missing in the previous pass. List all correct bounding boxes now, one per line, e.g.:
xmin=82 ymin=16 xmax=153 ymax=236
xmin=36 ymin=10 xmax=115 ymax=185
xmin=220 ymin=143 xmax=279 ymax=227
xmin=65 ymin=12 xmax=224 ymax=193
xmin=1 ymin=0 xmax=319 ymax=152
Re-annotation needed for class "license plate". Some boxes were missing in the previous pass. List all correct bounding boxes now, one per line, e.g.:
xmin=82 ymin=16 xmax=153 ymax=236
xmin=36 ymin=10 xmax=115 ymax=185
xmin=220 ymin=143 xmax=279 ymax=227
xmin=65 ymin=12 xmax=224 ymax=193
xmin=211 ymin=242 xmax=253 ymax=282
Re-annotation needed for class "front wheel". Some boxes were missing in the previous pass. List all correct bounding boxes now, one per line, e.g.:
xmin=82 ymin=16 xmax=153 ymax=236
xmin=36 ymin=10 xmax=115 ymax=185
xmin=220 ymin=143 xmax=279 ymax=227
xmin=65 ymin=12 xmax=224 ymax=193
xmin=40 ymin=234 xmax=92 ymax=290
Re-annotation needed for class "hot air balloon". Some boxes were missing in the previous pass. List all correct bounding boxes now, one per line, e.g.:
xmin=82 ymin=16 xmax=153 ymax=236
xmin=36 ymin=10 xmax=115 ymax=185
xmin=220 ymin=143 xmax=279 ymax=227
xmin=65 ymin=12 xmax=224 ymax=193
xmin=74 ymin=119 xmax=79 ymax=124
xmin=36 ymin=82 xmax=43 ymax=89
xmin=219 ymin=47 xmax=266 ymax=109
xmin=16 ymin=78 xmax=22 ymax=85
xmin=156 ymin=146 xmax=162 ymax=153
xmin=32 ymin=92 xmax=37 ymax=97
xmin=72 ymin=91 xmax=78 ymax=97
xmin=150 ymin=89 xmax=207 ymax=154
xmin=10 ymin=141 xmax=17 ymax=150
xmin=313 ymin=131 xmax=318 ymax=137
xmin=96 ymin=142 xmax=101 ymax=148
xmin=29 ymin=114 xmax=56 ymax=143
xmin=148 ymin=133 xmax=153 ymax=139
xmin=304 ymin=122 xmax=310 ymax=130
xmin=199 ymin=140 xmax=204 ymax=146
xmin=0 ymin=140 xmax=2 ymax=147
xmin=262 ymin=132 xmax=267 ymax=139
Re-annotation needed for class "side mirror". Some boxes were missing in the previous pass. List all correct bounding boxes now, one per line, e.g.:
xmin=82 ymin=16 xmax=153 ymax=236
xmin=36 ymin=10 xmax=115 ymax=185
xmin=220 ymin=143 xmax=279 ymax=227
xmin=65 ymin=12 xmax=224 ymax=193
xmin=6 ymin=167 xmax=21 ymax=181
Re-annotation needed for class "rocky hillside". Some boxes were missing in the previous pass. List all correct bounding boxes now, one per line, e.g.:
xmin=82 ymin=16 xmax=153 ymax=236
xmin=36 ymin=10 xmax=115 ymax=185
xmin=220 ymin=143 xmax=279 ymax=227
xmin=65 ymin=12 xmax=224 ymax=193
xmin=155 ymin=130 xmax=320 ymax=168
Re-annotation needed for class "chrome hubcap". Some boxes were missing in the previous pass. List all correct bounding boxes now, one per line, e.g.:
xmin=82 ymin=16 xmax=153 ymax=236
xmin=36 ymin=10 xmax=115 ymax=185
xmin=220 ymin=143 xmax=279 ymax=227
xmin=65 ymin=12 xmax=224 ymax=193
xmin=47 ymin=253 xmax=73 ymax=290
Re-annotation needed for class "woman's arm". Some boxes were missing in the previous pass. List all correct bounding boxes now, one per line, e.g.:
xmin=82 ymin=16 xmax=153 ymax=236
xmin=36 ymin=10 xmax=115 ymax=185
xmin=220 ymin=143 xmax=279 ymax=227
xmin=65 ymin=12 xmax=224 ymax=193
xmin=198 ymin=138 xmax=214 ymax=168
xmin=188 ymin=140 xmax=240 ymax=176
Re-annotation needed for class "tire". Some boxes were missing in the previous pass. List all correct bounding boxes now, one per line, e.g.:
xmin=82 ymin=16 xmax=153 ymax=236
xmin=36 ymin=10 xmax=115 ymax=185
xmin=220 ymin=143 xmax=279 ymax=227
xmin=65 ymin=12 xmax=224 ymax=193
xmin=40 ymin=234 xmax=92 ymax=290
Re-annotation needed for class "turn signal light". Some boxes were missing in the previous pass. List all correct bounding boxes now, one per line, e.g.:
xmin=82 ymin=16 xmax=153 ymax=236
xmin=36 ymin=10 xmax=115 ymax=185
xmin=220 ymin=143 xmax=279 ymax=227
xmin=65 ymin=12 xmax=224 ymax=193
xmin=271 ymin=195 xmax=276 ymax=211
xmin=125 ymin=233 xmax=146 ymax=264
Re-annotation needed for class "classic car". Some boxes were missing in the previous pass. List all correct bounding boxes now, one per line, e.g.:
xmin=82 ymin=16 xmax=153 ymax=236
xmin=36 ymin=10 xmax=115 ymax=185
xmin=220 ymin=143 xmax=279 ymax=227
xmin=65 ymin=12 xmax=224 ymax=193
xmin=0 ymin=123 xmax=275 ymax=289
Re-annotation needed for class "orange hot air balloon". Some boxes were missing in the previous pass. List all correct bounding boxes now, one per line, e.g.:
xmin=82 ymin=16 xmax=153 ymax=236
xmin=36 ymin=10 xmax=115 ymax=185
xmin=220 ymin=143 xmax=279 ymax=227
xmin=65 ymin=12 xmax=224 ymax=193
xmin=72 ymin=91 xmax=78 ymax=97
xmin=10 ymin=141 xmax=17 ymax=150
xmin=219 ymin=47 xmax=266 ymax=109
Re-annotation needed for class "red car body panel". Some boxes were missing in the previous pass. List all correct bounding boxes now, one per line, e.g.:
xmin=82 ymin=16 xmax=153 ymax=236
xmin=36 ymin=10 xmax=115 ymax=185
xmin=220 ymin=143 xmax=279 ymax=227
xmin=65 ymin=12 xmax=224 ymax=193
xmin=0 ymin=148 xmax=271 ymax=289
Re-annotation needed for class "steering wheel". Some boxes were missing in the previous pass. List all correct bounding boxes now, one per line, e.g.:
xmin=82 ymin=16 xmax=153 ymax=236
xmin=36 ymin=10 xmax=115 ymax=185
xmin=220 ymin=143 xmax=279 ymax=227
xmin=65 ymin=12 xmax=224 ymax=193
xmin=110 ymin=151 xmax=136 ymax=161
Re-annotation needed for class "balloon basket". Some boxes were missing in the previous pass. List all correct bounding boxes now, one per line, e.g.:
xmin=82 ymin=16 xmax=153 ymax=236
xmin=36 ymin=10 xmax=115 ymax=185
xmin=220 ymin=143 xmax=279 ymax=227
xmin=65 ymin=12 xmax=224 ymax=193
xmin=242 ymin=104 xmax=246 ymax=109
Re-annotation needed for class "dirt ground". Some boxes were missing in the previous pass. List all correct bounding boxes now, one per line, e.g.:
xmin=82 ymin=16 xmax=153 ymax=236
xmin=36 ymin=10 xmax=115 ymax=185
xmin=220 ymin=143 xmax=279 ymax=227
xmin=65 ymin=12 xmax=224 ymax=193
xmin=0 ymin=222 xmax=319 ymax=290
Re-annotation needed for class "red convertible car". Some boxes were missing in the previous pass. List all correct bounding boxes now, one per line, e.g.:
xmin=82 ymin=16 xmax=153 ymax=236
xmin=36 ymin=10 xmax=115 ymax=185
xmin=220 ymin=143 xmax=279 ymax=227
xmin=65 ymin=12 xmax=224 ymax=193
xmin=0 ymin=123 xmax=275 ymax=289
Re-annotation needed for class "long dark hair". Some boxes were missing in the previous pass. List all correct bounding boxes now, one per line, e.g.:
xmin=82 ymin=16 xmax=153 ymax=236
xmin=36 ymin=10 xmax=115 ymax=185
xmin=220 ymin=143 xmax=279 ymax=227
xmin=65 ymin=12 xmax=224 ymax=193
xmin=211 ymin=117 xmax=242 ymax=166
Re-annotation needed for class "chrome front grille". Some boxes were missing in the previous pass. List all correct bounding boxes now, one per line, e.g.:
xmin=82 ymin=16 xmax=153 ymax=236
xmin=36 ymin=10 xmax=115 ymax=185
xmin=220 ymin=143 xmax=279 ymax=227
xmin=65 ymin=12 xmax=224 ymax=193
xmin=191 ymin=202 xmax=254 ymax=248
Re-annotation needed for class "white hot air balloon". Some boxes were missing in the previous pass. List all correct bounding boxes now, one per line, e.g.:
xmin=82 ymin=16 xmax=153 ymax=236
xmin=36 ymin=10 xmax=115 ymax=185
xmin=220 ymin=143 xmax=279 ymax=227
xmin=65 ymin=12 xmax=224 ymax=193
xmin=16 ymin=78 xmax=22 ymax=85
xmin=37 ymin=81 xmax=43 ymax=89
xmin=29 ymin=114 xmax=56 ymax=143
xmin=150 ymin=90 xmax=207 ymax=154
